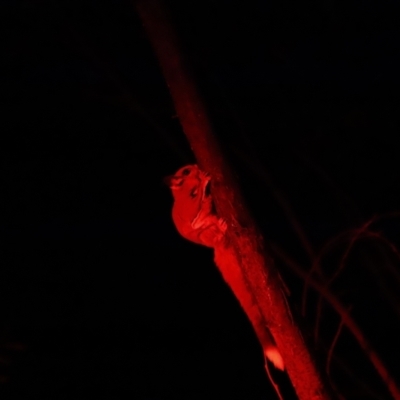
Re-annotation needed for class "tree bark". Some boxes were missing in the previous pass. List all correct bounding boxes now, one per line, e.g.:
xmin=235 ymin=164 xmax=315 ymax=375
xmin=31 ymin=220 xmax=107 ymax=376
xmin=135 ymin=1 xmax=332 ymax=398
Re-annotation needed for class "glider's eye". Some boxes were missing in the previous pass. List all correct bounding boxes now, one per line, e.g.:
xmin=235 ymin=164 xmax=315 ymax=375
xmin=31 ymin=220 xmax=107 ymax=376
xmin=182 ymin=168 xmax=191 ymax=176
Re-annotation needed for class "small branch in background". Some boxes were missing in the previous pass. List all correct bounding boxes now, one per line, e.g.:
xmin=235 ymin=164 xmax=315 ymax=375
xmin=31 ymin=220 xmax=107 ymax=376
xmin=301 ymin=231 xmax=351 ymax=317
xmin=326 ymin=312 xmax=347 ymax=377
xmin=301 ymin=231 xmax=355 ymax=317
xmin=307 ymin=220 xmax=400 ymax=319
xmin=270 ymin=242 xmax=400 ymax=400
xmin=322 ymin=340 xmax=385 ymax=400
xmin=340 ymin=212 xmax=400 ymax=288
xmin=356 ymin=235 xmax=400 ymax=319
xmin=264 ymin=362 xmax=285 ymax=400
xmin=330 ymin=219 xmax=375 ymax=285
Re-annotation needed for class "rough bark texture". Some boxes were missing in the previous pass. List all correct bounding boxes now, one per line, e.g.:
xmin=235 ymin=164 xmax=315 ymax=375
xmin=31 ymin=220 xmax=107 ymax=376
xmin=136 ymin=1 xmax=332 ymax=398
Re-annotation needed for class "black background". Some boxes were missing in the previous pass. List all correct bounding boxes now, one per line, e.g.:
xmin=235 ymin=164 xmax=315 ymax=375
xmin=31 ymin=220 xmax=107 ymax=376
xmin=1 ymin=0 xmax=400 ymax=398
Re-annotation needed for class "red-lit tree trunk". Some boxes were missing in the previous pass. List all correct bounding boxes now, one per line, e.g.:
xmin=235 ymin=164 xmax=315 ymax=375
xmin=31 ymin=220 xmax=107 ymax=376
xmin=135 ymin=1 xmax=332 ymax=398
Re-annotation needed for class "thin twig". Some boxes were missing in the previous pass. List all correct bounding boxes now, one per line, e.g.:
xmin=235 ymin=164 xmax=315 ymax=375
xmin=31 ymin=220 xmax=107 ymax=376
xmin=329 ymin=219 xmax=375 ymax=284
xmin=326 ymin=311 xmax=348 ymax=377
xmin=265 ymin=362 xmax=284 ymax=400
xmin=320 ymin=340 xmax=385 ymax=400
xmin=301 ymin=230 xmax=352 ymax=316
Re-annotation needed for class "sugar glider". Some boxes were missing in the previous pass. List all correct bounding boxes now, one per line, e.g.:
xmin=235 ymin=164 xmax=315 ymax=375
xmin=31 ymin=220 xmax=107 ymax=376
xmin=165 ymin=164 xmax=284 ymax=370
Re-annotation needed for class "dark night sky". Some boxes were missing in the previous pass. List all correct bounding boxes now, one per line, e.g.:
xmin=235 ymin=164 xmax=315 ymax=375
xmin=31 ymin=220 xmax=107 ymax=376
xmin=1 ymin=0 xmax=400 ymax=399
